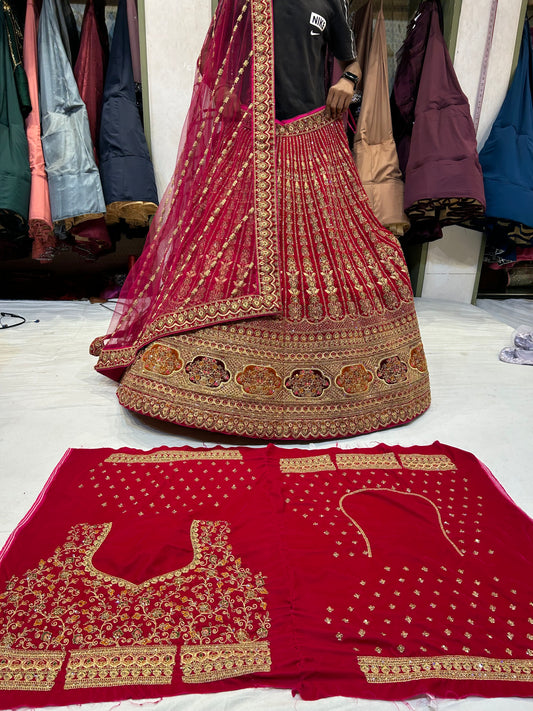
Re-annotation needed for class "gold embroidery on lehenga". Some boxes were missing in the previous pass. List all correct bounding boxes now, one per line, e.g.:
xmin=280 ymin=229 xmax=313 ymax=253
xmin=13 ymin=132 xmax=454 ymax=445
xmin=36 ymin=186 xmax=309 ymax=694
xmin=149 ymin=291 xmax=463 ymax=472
xmin=109 ymin=110 xmax=430 ymax=438
xmin=409 ymin=344 xmax=428 ymax=373
xmin=64 ymin=645 xmax=176 ymax=689
xmin=376 ymin=356 xmax=408 ymax=384
xmin=279 ymin=455 xmax=336 ymax=473
xmin=105 ymin=450 xmax=243 ymax=464
xmin=0 ymin=649 xmax=66 ymax=691
xmin=336 ymin=365 xmax=374 ymax=394
xmin=285 ymin=369 xmax=330 ymax=398
xmin=185 ymin=356 xmax=231 ymax=388
xmin=358 ymin=655 xmax=533 ymax=683
xmin=142 ymin=343 xmax=183 ymax=375
xmin=339 ymin=489 xmax=464 ymax=558
xmin=119 ymin=368 xmax=431 ymax=440
xmin=181 ymin=641 xmax=271 ymax=683
xmin=399 ymin=455 xmax=457 ymax=471
xmin=336 ymin=453 xmax=401 ymax=470
xmin=236 ymin=364 xmax=282 ymax=395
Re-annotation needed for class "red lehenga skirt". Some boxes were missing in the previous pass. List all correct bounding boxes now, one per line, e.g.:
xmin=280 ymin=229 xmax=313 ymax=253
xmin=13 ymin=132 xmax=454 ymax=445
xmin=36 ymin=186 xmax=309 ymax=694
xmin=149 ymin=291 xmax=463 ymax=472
xmin=103 ymin=111 xmax=430 ymax=440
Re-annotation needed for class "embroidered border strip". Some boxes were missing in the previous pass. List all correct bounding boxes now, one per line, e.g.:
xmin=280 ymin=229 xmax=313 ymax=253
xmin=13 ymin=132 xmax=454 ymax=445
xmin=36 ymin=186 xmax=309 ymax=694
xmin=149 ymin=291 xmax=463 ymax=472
xmin=279 ymin=455 xmax=336 ymax=473
xmin=0 ymin=649 xmax=66 ymax=691
xmin=105 ymin=451 xmax=243 ymax=464
xmin=181 ymin=641 xmax=271 ymax=683
xmin=358 ymin=655 xmax=533 ymax=683
xmin=398 ymin=455 xmax=457 ymax=471
xmin=337 ymin=453 xmax=401 ymax=470
xmin=64 ymin=645 xmax=177 ymax=689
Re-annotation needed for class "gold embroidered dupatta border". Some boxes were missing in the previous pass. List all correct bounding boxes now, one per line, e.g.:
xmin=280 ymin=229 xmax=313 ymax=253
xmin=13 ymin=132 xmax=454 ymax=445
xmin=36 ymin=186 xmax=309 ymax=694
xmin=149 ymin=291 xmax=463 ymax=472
xmin=95 ymin=0 xmax=279 ymax=375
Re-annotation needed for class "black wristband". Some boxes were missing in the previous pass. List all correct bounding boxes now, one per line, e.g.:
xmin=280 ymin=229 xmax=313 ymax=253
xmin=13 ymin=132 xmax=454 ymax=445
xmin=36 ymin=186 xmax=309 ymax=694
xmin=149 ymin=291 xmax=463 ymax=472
xmin=341 ymin=71 xmax=359 ymax=86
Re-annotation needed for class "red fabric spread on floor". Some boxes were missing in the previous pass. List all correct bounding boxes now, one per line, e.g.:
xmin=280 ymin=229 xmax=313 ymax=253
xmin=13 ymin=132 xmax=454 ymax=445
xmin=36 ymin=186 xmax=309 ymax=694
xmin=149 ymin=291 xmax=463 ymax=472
xmin=0 ymin=443 xmax=533 ymax=709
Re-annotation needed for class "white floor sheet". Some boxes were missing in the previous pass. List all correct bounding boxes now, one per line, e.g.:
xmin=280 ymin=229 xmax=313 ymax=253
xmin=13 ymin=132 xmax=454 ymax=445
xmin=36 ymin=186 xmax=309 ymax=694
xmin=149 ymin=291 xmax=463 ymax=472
xmin=0 ymin=297 xmax=532 ymax=711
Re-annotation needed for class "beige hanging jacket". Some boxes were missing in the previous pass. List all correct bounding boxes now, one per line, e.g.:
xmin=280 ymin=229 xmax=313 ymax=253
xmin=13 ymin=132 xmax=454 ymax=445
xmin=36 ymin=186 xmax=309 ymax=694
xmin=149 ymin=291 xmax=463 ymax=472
xmin=353 ymin=5 xmax=409 ymax=236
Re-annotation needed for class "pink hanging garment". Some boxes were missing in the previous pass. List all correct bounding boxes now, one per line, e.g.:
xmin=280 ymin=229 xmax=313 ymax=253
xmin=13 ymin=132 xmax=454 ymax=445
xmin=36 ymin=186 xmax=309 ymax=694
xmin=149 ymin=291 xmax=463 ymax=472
xmin=72 ymin=0 xmax=111 ymax=256
xmin=23 ymin=0 xmax=56 ymax=262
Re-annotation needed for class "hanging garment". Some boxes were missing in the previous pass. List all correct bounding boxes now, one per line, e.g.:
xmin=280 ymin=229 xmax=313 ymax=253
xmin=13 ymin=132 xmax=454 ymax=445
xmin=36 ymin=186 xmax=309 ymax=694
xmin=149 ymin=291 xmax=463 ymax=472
xmin=126 ymin=0 xmax=143 ymax=115
xmin=3 ymin=1 xmax=30 ymax=118
xmin=23 ymin=0 xmax=56 ymax=261
xmin=72 ymin=0 xmax=111 ymax=256
xmin=74 ymin=0 xmax=108 ymax=162
xmin=1 ymin=443 xmax=533 ymax=709
xmin=90 ymin=0 xmax=430 ymax=441
xmin=126 ymin=0 xmax=141 ymax=84
xmin=38 ymin=0 xmax=106 ymax=229
xmin=98 ymin=0 xmax=158 ymax=227
xmin=391 ymin=0 xmax=485 ymax=244
xmin=0 ymin=1 xmax=31 ymax=256
xmin=353 ymin=4 xmax=409 ymax=236
xmin=345 ymin=0 xmax=372 ymax=144
xmin=351 ymin=0 xmax=373 ymax=94
xmin=479 ymin=19 xmax=533 ymax=250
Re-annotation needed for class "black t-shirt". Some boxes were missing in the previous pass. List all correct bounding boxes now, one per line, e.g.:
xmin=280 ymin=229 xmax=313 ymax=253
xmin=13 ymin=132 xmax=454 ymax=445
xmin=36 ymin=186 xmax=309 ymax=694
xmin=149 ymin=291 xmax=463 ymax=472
xmin=273 ymin=0 xmax=356 ymax=120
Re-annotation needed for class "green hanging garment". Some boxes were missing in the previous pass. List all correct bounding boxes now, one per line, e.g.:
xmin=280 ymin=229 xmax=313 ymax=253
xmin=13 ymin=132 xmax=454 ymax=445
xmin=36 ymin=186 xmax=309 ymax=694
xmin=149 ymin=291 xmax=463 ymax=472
xmin=0 ymin=0 xmax=31 ymax=250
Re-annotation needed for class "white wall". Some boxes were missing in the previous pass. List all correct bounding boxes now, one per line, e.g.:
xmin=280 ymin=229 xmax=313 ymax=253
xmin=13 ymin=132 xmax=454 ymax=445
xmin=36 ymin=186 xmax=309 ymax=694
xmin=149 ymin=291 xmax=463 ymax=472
xmin=143 ymin=0 xmax=212 ymax=197
xmin=421 ymin=0 xmax=524 ymax=304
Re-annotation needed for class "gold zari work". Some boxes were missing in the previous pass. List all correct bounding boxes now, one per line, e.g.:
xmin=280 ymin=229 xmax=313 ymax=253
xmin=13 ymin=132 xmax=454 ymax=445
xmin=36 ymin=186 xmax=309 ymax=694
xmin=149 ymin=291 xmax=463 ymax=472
xmin=105 ymin=450 xmax=243 ymax=464
xmin=0 ymin=520 xmax=271 ymax=691
xmin=118 ymin=308 xmax=430 ymax=440
xmin=108 ymin=110 xmax=429 ymax=440
xmin=64 ymin=645 xmax=176 ymax=689
xmin=279 ymin=455 xmax=336 ymax=473
xmin=399 ymin=455 xmax=457 ymax=471
xmin=358 ymin=655 xmax=533 ymax=683
xmin=181 ymin=641 xmax=271 ymax=683
xmin=0 ymin=649 xmax=66 ymax=691
xmin=337 ymin=453 xmax=402 ymax=470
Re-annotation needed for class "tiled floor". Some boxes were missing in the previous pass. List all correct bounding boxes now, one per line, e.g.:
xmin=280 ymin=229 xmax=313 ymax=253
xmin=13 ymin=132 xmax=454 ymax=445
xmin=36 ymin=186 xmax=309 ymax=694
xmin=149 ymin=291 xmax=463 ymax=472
xmin=1 ymin=297 xmax=532 ymax=711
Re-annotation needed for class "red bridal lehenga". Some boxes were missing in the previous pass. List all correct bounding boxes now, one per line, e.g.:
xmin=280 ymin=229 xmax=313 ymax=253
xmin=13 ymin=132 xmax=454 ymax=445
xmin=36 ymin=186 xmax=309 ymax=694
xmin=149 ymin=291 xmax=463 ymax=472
xmin=91 ymin=0 xmax=430 ymax=440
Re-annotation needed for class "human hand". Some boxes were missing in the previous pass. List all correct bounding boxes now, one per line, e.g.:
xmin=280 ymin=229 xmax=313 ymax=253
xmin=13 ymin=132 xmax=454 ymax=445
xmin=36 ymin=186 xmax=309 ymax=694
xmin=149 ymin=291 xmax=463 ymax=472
xmin=325 ymin=77 xmax=358 ymax=120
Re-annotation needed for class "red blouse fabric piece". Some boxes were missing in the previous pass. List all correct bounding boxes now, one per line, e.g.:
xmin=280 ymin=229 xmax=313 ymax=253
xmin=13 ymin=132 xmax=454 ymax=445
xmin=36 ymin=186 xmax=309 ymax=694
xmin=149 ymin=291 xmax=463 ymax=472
xmin=1 ymin=443 xmax=533 ymax=709
xmin=0 ymin=447 xmax=297 ymax=708
xmin=273 ymin=443 xmax=533 ymax=700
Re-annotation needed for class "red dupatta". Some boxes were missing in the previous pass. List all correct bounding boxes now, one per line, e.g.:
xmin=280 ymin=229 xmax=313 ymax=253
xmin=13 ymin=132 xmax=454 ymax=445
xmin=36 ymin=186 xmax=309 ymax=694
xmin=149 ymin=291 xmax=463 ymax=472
xmin=92 ymin=0 xmax=280 ymax=381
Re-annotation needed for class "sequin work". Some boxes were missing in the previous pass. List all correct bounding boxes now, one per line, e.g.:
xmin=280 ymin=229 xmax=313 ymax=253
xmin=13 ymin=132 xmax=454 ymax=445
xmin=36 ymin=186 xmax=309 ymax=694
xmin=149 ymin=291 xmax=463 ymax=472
xmin=106 ymin=117 xmax=430 ymax=439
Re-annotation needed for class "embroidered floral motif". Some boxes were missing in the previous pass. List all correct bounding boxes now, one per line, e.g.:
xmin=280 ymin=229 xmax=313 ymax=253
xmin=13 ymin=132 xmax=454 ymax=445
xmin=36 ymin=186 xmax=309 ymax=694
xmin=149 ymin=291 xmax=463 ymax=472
xmin=142 ymin=343 xmax=183 ymax=376
xmin=336 ymin=364 xmax=374 ymax=394
xmin=285 ymin=369 xmax=330 ymax=398
xmin=236 ymin=365 xmax=282 ymax=396
xmin=185 ymin=356 xmax=230 ymax=388
xmin=0 ymin=520 xmax=271 ymax=690
xmin=409 ymin=344 xmax=428 ymax=373
xmin=376 ymin=356 xmax=408 ymax=385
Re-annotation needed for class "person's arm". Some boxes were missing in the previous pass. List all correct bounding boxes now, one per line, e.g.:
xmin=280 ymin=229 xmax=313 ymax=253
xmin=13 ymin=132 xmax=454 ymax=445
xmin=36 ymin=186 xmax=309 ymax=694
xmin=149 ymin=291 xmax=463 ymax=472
xmin=325 ymin=58 xmax=362 ymax=120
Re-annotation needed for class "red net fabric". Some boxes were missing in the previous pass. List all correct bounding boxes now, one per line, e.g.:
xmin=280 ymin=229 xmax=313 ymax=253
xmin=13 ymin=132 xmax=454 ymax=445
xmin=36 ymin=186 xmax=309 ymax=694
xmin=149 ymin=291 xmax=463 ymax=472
xmin=94 ymin=0 xmax=280 ymax=379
